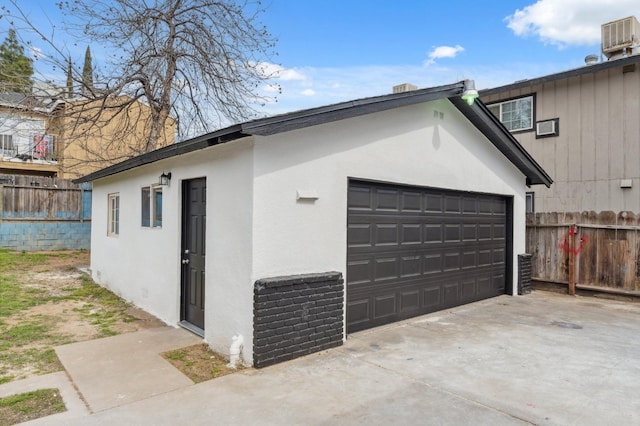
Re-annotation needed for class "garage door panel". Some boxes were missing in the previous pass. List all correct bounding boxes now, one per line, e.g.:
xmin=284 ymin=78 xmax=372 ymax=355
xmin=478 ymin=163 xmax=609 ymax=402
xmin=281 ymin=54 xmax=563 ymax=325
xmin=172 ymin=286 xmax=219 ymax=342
xmin=374 ymin=257 xmax=398 ymax=281
xmin=424 ymin=254 xmax=442 ymax=273
xmin=423 ymin=287 xmax=441 ymax=309
xmin=373 ymin=295 xmax=397 ymax=319
xmin=346 ymin=259 xmax=373 ymax=285
xmin=400 ymin=256 xmax=421 ymax=277
xmin=444 ymin=196 xmax=461 ymax=213
xmin=346 ymin=299 xmax=370 ymax=327
xmin=347 ymin=181 xmax=509 ymax=333
xmin=400 ymin=224 xmax=422 ymax=244
xmin=401 ymin=191 xmax=422 ymax=211
xmin=400 ymin=290 xmax=421 ymax=313
xmin=461 ymin=279 xmax=477 ymax=301
xmin=375 ymin=224 xmax=399 ymax=245
xmin=347 ymin=224 xmax=372 ymax=246
xmin=443 ymin=252 xmax=461 ymax=271
xmin=443 ymin=282 xmax=459 ymax=307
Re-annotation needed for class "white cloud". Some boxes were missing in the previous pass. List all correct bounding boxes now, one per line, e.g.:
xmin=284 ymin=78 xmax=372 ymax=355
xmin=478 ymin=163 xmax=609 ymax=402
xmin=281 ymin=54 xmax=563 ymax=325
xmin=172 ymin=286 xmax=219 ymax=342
xmin=257 ymin=62 xmax=308 ymax=81
xmin=424 ymin=45 xmax=465 ymax=66
xmin=257 ymin=60 xmax=579 ymax=118
xmin=506 ymin=0 xmax=640 ymax=47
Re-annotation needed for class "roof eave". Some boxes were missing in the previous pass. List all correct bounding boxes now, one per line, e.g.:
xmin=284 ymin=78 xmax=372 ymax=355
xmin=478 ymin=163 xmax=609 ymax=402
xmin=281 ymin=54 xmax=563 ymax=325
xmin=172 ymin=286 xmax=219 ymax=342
xmin=480 ymin=55 xmax=640 ymax=96
xmin=449 ymin=96 xmax=553 ymax=187
xmin=73 ymin=125 xmax=247 ymax=183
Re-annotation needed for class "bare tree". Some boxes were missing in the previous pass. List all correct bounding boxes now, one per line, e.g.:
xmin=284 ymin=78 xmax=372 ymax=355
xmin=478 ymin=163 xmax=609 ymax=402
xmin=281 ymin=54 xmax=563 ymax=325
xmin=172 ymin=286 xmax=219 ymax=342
xmin=1 ymin=0 xmax=278 ymax=176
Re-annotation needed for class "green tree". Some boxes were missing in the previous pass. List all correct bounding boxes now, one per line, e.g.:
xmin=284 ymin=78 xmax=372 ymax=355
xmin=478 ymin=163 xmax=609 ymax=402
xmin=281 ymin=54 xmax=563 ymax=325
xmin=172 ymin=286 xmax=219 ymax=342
xmin=0 ymin=29 xmax=33 ymax=93
xmin=82 ymin=46 xmax=93 ymax=94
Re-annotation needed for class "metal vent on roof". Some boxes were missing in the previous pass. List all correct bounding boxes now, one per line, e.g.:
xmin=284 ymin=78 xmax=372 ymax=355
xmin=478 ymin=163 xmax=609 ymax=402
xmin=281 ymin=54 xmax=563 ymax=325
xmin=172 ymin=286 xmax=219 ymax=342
xmin=393 ymin=83 xmax=418 ymax=94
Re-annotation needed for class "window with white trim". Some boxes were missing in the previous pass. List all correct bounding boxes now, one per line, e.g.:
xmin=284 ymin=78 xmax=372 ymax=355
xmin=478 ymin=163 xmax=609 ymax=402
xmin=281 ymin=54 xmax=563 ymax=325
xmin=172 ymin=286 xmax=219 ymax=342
xmin=108 ymin=193 xmax=120 ymax=236
xmin=141 ymin=186 xmax=163 ymax=228
xmin=488 ymin=95 xmax=534 ymax=132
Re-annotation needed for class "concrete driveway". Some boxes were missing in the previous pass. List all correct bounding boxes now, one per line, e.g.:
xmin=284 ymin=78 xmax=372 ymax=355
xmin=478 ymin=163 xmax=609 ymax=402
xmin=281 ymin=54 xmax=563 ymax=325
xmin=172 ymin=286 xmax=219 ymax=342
xmin=34 ymin=291 xmax=640 ymax=425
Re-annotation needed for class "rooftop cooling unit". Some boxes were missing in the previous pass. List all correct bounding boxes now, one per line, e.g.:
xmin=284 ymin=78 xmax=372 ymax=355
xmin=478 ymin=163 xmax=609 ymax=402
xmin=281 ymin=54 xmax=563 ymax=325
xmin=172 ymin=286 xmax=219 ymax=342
xmin=602 ymin=16 xmax=639 ymax=59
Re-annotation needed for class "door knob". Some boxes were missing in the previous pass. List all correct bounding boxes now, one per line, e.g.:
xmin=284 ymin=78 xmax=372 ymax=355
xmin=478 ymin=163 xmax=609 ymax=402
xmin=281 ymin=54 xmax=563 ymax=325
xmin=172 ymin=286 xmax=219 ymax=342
xmin=184 ymin=249 xmax=190 ymax=254
xmin=182 ymin=259 xmax=190 ymax=265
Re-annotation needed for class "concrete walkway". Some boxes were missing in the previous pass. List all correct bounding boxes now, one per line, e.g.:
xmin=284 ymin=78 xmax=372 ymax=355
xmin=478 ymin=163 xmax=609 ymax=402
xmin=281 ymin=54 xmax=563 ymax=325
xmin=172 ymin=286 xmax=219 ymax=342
xmin=4 ymin=291 xmax=640 ymax=425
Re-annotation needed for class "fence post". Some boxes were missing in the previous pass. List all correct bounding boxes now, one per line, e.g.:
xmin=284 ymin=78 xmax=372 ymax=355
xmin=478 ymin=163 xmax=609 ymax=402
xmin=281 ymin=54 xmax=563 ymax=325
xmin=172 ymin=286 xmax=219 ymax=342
xmin=0 ymin=184 xmax=3 ymax=223
xmin=568 ymin=225 xmax=576 ymax=296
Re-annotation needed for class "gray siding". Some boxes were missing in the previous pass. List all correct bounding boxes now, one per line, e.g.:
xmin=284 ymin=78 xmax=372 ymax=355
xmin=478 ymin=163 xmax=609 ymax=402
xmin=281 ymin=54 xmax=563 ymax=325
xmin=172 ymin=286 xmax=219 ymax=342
xmin=482 ymin=62 xmax=640 ymax=213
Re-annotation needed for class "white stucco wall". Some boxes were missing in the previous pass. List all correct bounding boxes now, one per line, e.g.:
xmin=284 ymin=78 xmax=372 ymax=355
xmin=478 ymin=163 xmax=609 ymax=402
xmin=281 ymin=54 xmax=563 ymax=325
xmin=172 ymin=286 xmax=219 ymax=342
xmin=91 ymin=138 xmax=255 ymax=359
xmin=252 ymin=99 xmax=527 ymax=288
xmin=90 ymin=98 xmax=530 ymax=367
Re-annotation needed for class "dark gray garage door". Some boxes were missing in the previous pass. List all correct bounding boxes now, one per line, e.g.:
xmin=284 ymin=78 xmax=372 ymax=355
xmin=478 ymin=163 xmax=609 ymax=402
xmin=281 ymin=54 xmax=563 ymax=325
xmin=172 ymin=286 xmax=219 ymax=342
xmin=347 ymin=180 xmax=511 ymax=333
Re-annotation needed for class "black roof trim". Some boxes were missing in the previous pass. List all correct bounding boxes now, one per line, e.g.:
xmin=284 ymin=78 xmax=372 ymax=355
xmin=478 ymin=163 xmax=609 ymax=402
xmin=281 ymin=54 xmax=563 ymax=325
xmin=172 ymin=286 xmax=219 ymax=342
xmin=242 ymin=82 xmax=462 ymax=136
xmin=480 ymin=55 xmax=640 ymax=96
xmin=74 ymin=84 xmax=463 ymax=183
xmin=75 ymin=80 xmax=551 ymax=187
xmin=449 ymin=96 xmax=552 ymax=187
xmin=74 ymin=125 xmax=246 ymax=183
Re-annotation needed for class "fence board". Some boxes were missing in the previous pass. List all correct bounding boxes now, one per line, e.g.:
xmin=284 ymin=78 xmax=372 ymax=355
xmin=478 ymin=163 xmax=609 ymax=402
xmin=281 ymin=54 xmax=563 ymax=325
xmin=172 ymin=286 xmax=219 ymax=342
xmin=527 ymin=211 xmax=640 ymax=294
xmin=1 ymin=174 xmax=88 ymax=220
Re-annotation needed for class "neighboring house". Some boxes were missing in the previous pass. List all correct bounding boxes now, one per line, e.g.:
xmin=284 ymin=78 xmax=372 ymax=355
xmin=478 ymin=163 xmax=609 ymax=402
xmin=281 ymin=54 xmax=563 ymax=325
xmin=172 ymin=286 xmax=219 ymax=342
xmin=52 ymin=96 xmax=176 ymax=178
xmin=0 ymin=93 xmax=175 ymax=178
xmin=480 ymin=17 xmax=640 ymax=296
xmin=76 ymin=81 xmax=551 ymax=367
xmin=481 ymin=16 xmax=640 ymax=214
xmin=0 ymin=93 xmax=59 ymax=177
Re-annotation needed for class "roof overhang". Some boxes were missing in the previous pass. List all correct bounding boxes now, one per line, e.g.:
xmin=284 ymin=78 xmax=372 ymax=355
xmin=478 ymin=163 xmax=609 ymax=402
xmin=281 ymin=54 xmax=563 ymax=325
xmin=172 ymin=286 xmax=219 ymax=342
xmin=480 ymin=55 xmax=640 ymax=97
xmin=74 ymin=81 xmax=552 ymax=188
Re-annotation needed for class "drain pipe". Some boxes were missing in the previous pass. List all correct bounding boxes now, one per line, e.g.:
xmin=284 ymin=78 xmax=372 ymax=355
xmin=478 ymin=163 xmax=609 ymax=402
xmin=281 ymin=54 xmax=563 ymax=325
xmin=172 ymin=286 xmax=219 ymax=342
xmin=227 ymin=334 xmax=244 ymax=369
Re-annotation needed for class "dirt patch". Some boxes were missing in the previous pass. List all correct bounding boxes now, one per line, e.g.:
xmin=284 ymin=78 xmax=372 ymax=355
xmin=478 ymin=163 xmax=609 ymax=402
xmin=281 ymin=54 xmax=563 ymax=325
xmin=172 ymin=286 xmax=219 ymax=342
xmin=0 ymin=388 xmax=65 ymax=426
xmin=0 ymin=250 xmax=165 ymax=383
xmin=161 ymin=344 xmax=244 ymax=383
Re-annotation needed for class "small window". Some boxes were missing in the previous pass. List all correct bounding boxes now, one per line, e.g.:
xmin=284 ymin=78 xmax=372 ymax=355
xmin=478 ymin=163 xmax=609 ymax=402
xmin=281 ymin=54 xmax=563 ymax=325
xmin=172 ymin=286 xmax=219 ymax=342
xmin=526 ymin=192 xmax=535 ymax=213
xmin=141 ymin=186 xmax=163 ymax=228
xmin=108 ymin=193 xmax=120 ymax=236
xmin=488 ymin=95 xmax=534 ymax=132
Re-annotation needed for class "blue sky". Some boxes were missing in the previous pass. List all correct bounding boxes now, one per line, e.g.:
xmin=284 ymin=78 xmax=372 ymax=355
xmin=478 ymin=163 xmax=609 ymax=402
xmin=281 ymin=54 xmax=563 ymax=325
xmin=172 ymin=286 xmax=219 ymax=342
xmin=4 ymin=0 xmax=640 ymax=118
xmin=257 ymin=0 xmax=640 ymax=115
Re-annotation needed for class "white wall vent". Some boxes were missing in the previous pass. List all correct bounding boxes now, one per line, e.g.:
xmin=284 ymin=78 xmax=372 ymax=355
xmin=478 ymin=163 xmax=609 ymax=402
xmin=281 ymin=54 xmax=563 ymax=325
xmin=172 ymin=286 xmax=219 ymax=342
xmin=536 ymin=119 xmax=559 ymax=138
xmin=393 ymin=83 xmax=418 ymax=94
xmin=602 ymin=16 xmax=639 ymax=59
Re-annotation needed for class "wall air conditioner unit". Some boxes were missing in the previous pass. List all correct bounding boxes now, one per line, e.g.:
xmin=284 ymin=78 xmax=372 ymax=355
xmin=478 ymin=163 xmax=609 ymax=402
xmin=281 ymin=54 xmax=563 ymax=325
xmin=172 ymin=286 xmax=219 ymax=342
xmin=536 ymin=119 xmax=559 ymax=138
xmin=602 ymin=16 xmax=639 ymax=59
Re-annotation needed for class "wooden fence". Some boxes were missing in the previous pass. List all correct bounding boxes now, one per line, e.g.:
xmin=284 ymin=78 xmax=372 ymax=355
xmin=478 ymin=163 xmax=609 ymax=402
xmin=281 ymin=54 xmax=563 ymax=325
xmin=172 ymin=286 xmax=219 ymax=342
xmin=0 ymin=175 xmax=89 ymax=220
xmin=0 ymin=174 xmax=91 ymax=250
xmin=526 ymin=211 xmax=640 ymax=296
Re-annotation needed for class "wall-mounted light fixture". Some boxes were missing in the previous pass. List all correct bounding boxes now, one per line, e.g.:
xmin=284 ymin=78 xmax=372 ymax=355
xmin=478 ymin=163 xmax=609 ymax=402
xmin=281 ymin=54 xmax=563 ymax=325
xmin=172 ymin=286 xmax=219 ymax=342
xmin=159 ymin=172 xmax=172 ymax=186
xmin=461 ymin=79 xmax=479 ymax=106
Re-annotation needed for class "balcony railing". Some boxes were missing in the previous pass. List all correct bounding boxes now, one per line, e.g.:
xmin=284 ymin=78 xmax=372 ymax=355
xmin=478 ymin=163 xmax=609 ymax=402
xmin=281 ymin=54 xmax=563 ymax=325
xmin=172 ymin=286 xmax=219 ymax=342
xmin=0 ymin=135 xmax=58 ymax=162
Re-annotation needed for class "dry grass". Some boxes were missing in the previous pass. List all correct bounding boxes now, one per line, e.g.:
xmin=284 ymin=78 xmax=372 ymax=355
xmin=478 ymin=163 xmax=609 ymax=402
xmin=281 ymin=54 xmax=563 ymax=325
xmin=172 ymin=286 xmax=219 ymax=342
xmin=162 ymin=344 xmax=243 ymax=383
xmin=0 ymin=388 xmax=65 ymax=426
